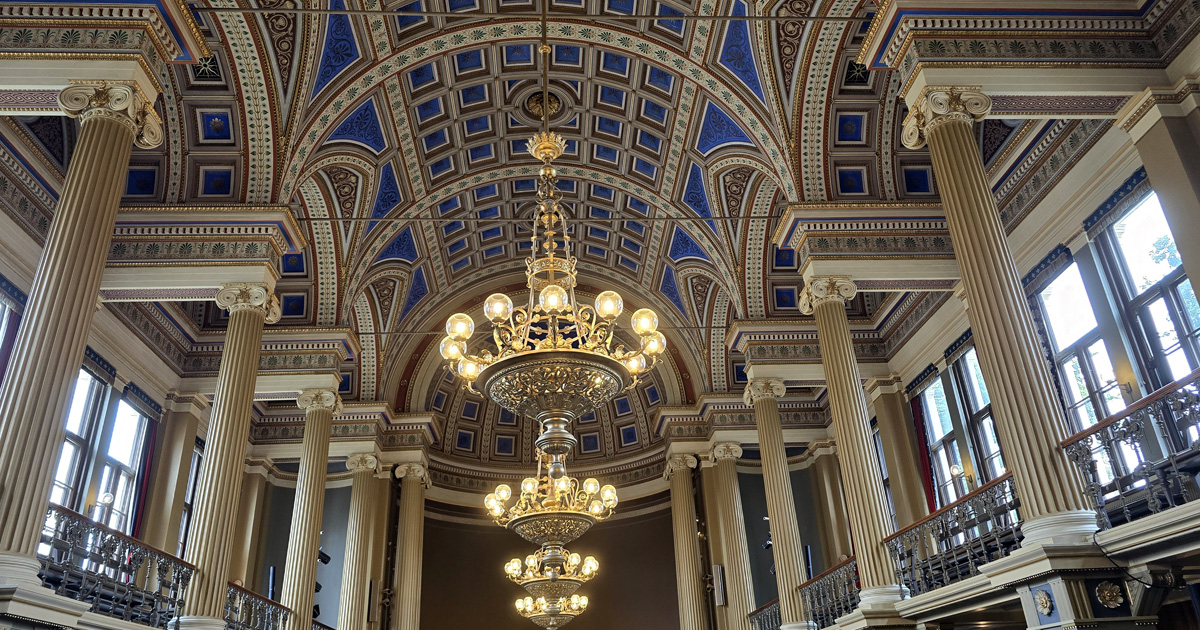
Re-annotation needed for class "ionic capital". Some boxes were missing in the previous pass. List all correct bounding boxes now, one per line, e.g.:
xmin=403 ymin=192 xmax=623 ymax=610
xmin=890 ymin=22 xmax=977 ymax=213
xmin=664 ymin=454 xmax=698 ymax=480
xmin=743 ymin=378 xmax=786 ymax=406
xmin=901 ymin=87 xmax=992 ymax=150
xmin=58 ymin=82 xmax=163 ymax=149
xmin=215 ymin=283 xmax=281 ymax=324
xmin=395 ymin=463 xmax=430 ymax=487
xmin=711 ymin=442 xmax=743 ymax=461
xmin=798 ymin=276 xmax=858 ymax=315
xmin=346 ymin=453 xmax=379 ymax=474
xmin=298 ymin=389 xmax=342 ymax=415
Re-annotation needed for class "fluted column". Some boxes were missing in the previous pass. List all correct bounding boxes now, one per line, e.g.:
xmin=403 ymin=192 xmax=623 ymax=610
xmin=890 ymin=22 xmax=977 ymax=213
xmin=808 ymin=452 xmax=852 ymax=564
xmin=744 ymin=380 xmax=811 ymax=629
xmin=392 ymin=463 xmax=427 ymax=630
xmin=903 ymin=88 xmax=1093 ymax=543
xmin=666 ymin=455 xmax=708 ymax=630
xmin=711 ymin=444 xmax=754 ymax=630
xmin=280 ymin=389 xmax=342 ymax=629
xmin=338 ymin=453 xmax=379 ymax=630
xmin=0 ymin=82 xmax=161 ymax=585
xmin=178 ymin=284 xmax=280 ymax=628
xmin=800 ymin=278 xmax=899 ymax=603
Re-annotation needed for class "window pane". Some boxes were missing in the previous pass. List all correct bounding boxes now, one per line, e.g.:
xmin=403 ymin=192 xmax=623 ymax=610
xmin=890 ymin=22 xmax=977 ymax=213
xmin=922 ymin=380 xmax=954 ymax=443
xmin=1087 ymin=340 xmax=1127 ymax=417
xmin=1059 ymin=356 xmax=1090 ymax=405
xmin=1178 ymin=279 xmax=1200 ymax=333
xmin=64 ymin=370 xmax=98 ymax=436
xmin=1039 ymin=264 xmax=1099 ymax=350
xmin=54 ymin=442 xmax=77 ymax=484
xmin=108 ymin=401 xmax=144 ymax=467
xmin=1113 ymin=194 xmax=1179 ymax=293
xmin=962 ymin=348 xmax=990 ymax=408
xmin=1146 ymin=297 xmax=1192 ymax=380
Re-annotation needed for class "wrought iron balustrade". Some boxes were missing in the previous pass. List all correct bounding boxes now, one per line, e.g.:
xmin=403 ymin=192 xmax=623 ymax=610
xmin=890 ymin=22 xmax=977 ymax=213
xmin=38 ymin=505 xmax=194 ymax=628
xmin=798 ymin=557 xmax=859 ymax=628
xmin=225 ymin=583 xmax=291 ymax=630
xmin=1062 ymin=368 xmax=1200 ymax=530
xmin=748 ymin=598 xmax=780 ymax=630
xmin=884 ymin=473 xmax=1021 ymax=597
xmin=313 ymin=621 xmax=336 ymax=630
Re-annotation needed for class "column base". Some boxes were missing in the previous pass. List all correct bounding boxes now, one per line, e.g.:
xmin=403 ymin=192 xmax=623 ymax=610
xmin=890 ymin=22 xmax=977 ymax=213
xmin=1020 ymin=510 xmax=1098 ymax=546
xmin=781 ymin=622 xmax=818 ymax=630
xmin=857 ymin=584 xmax=906 ymax=609
xmin=168 ymin=616 xmax=228 ymax=630
xmin=0 ymin=553 xmax=43 ymax=590
xmin=0 ymin=561 xmax=90 ymax=628
xmin=832 ymin=605 xmax=915 ymax=630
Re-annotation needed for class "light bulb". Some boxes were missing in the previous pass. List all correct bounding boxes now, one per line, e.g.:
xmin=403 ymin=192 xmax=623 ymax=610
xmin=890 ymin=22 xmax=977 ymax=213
xmin=570 ymin=594 xmax=580 ymax=606
xmin=580 ymin=596 xmax=588 ymax=608
xmin=594 ymin=290 xmax=623 ymax=319
xmin=496 ymin=484 xmax=512 ymax=501
xmin=516 ymin=599 xmax=525 ymax=612
xmin=456 ymin=358 xmax=480 ymax=380
xmin=555 ymin=477 xmax=572 ymax=493
xmin=631 ymin=308 xmax=658 ymax=335
xmin=521 ymin=478 xmax=538 ymax=495
xmin=589 ymin=500 xmax=603 ymax=514
xmin=484 ymin=293 xmax=513 ymax=322
xmin=625 ymin=354 xmax=646 ymax=374
xmin=526 ymin=555 xmax=538 ymax=567
xmin=641 ymin=330 xmax=667 ymax=356
xmin=568 ymin=553 xmax=581 ymax=566
xmin=583 ymin=478 xmax=600 ymax=494
xmin=446 ymin=313 xmax=474 ymax=340
xmin=484 ymin=493 xmax=497 ymax=509
xmin=600 ymin=484 xmax=617 ymax=503
xmin=439 ymin=336 xmax=466 ymax=361
xmin=539 ymin=284 xmax=568 ymax=313
xmin=490 ymin=505 xmax=505 ymax=517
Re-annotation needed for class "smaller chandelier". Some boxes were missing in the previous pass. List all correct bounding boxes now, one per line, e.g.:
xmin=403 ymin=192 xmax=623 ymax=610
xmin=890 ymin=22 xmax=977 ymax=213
xmin=516 ymin=594 xmax=590 ymax=629
xmin=485 ymin=458 xmax=618 ymax=546
xmin=505 ymin=545 xmax=598 ymax=600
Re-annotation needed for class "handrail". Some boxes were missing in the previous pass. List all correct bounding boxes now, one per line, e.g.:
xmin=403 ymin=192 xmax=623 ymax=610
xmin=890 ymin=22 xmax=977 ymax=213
xmin=883 ymin=472 xmax=1013 ymax=543
xmin=799 ymin=556 xmax=855 ymax=588
xmin=749 ymin=597 xmax=779 ymax=617
xmin=1060 ymin=367 xmax=1200 ymax=448
xmin=313 ymin=622 xmax=336 ymax=630
xmin=226 ymin=582 xmax=293 ymax=614
xmin=49 ymin=505 xmax=197 ymax=571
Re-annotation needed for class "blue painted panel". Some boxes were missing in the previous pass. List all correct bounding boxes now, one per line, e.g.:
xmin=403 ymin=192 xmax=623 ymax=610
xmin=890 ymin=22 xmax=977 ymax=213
xmin=599 ymin=86 xmax=625 ymax=106
xmin=837 ymin=168 xmax=867 ymax=194
xmin=554 ymin=45 xmax=581 ymax=64
xmin=620 ymin=425 xmax=639 ymax=446
xmin=669 ymin=226 xmax=709 ymax=262
xmin=774 ymin=287 xmax=797 ymax=309
xmin=464 ymin=115 xmax=490 ymax=134
xmin=475 ymin=183 xmax=497 ymax=199
xmin=376 ymin=227 xmax=419 ymax=263
xmin=409 ymin=62 xmax=437 ymax=89
xmin=656 ymin=4 xmax=683 ymax=32
xmin=423 ymin=129 xmax=447 ymax=151
xmin=329 ymin=99 xmax=387 ymax=153
xmin=460 ymin=84 xmax=487 ymax=104
xmin=480 ymin=226 xmax=502 ymax=240
xmin=483 ymin=245 xmax=504 ymax=258
xmin=468 ymin=144 xmax=493 ymax=161
xmin=368 ymin=163 xmax=401 ymax=232
xmin=395 ymin=0 xmax=423 ymax=28
xmin=903 ymin=167 xmax=933 ymax=194
xmin=281 ymin=294 xmax=306 ymax=316
xmin=642 ymin=99 xmax=667 ymax=122
xmin=606 ymin=0 xmax=634 ymax=13
xmin=429 ymin=156 xmax=453 ymax=177
xmin=432 ymin=390 xmax=446 ymax=410
xmin=696 ymin=102 xmax=753 ymax=154
xmin=415 ymin=98 xmax=442 ymax=121
xmin=602 ymin=52 xmax=629 ymax=74
xmin=282 ymin=253 xmax=306 ymax=274
xmin=719 ymin=0 xmax=766 ymax=102
xmin=126 ymin=168 xmax=156 ymax=196
xmin=581 ymin=432 xmax=601 ymax=452
xmin=594 ymin=144 xmax=618 ymax=162
xmin=200 ymin=111 xmax=232 ymax=141
xmin=504 ymin=44 xmax=532 ymax=64
xmin=455 ymin=429 xmax=474 ymax=451
xmin=596 ymin=116 xmax=622 ymax=135
xmin=201 ymin=169 xmax=232 ymax=196
xmin=645 ymin=385 xmax=661 ymax=405
xmin=633 ymin=159 xmax=656 ymax=178
xmin=660 ymin=266 xmax=688 ymax=318
xmin=615 ymin=396 xmax=632 ymax=415
xmin=683 ymin=164 xmax=718 ymax=232
xmin=312 ymin=0 xmax=361 ymax=98
xmin=499 ymin=409 xmax=517 ymax=425
xmin=647 ymin=66 xmax=673 ymax=92
xmin=495 ymin=435 xmax=515 ymax=455
xmin=638 ymin=131 xmax=661 ymax=151
xmin=836 ymin=112 xmax=866 ymax=143
xmin=774 ymin=247 xmax=795 ymax=268
xmin=619 ymin=256 xmax=638 ymax=271
xmin=399 ymin=267 xmax=428 ymax=321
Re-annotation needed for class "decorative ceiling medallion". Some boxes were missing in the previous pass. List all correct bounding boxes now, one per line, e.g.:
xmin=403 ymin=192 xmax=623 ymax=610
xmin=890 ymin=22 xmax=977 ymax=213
xmin=1095 ymin=581 xmax=1124 ymax=609
xmin=1034 ymin=589 xmax=1053 ymax=615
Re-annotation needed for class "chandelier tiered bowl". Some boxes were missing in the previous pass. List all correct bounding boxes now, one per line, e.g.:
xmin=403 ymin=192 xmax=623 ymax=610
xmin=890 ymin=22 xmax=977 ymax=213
xmin=440 ymin=130 xmax=667 ymax=478
xmin=505 ymin=544 xmax=599 ymax=600
xmin=485 ymin=454 xmax=618 ymax=546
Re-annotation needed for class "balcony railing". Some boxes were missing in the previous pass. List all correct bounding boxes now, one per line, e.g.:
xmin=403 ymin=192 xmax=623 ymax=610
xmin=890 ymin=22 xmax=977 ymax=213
xmin=884 ymin=473 xmax=1021 ymax=597
xmin=226 ymin=583 xmax=291 ymax=630
xmin=313 ymin=621 xmax=336 ymax=630
xmin=38 ymin=505 xmax=194 ymax=628
xmin=748 ymin=598 xmax=780 ymax=630
xmin=1062 ymin=367 xmax=1200 ymax=530
xmin=798 ymin=557 xmax=859 ymax=629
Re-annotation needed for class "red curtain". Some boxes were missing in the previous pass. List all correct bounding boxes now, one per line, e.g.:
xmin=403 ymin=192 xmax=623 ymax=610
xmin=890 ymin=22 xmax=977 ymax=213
xmin=909 ymin=396 xmax=937 ymax=512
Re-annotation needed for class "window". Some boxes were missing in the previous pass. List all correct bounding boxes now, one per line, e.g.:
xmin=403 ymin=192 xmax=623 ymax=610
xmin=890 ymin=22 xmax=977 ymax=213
xmin=919 ymin=379 xmax=967 ymax=505
xmin=952 ymin=348 xmax=1005 ymax=481
xmin=870 ymin=419 xmax=897 ymax=529
xmin=1035 ymin=263 xmax=1127 ymax=431
xmin=1100 ymin=193 xmax=1200 ymax=387
xmin=177 ymin=439 xmax=204 ymax=556
xmin=50 ymin=370 xmax=107 ymax=510
xmin=89 ymin=400 xmax=149 ymax=533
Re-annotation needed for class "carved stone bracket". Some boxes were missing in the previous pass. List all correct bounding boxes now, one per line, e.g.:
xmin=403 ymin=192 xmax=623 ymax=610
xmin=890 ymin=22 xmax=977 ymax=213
xmin=58 ymin=82 xmax=163 ymax=149
xmin=743 ymin=378 xmax=786 ymax=406
xmin=798 ymin=276 xmax=858 ymax=315
xmin=215 ymin=283 xmax=282 ymax=324
xmin=902 ymin=87 xmax=993 ymax=150
xmin=298 ymin=388 xmax=342 ymax=415
xmin=663 ymin=454 xmax=698 ymax=480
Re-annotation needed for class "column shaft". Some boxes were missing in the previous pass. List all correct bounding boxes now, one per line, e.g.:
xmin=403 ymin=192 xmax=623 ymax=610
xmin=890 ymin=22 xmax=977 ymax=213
xmin=803 ymin=283 xmax=898 ymax=594
xmin=713 ymin=448 xmax=754 ymax=630
xmin=906 ymin=89 xmax=1091 ymax=538
xmin=228 ymin=471 xmax=269 ymax=587
xmin=181 ymin=286 xmax=278 ymax=620
xmin=667 ymin=456 xmax=708 ymax=630
xmin=809 ymin=454 xmax=852 ymax=564
xmin=392 ymin=466 xmax=426 ymax=630
xmin=0 ymin=83 xmax=158 ymax=578
xmin=280 ymin=390 xmax=338 ymax=629
xmin=140 ymin=405 xmax=202 ymax=553
xmin=745 ymin=381 xmax=808 ymax=626
xmin=338 ymin=454 xmax=379 ymax=630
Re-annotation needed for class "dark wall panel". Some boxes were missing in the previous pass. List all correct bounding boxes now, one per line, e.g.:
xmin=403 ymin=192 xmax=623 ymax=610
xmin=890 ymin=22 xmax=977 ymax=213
xmin=737 ymin=468 xmax=827 ymax=610
xmin=419 ymin=508 xmax=679 ymax=630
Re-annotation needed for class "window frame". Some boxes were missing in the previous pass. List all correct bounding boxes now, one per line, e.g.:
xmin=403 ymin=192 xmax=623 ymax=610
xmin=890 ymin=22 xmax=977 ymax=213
xmin=917 ymin=378 xmax=969 ymax=507
xmin=51 ymin=369 xmax=108 ymax=511
xmin=869 ymin=418 xmax=897 ymax=530
xmin=948 ymin=347 xmax=1005 ymax=483
xmin=177 ymin=437 xmax=205 ymax=556
xmin=88 ymin=399 xmax=150 ymax=534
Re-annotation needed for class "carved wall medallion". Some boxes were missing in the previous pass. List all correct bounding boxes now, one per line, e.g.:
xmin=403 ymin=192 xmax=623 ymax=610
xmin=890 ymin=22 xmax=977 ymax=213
xmin=1095 ymin=581 xmax=1124 ymax=609
xmin=1034 ymin=589 xmax=1053 ymax=615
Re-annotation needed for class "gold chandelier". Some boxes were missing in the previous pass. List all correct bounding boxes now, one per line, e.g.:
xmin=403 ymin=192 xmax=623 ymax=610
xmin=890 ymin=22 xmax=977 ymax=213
xmin=516 ymin=594 xmax=590 ymax=629
xmin=485 ymin=453 xmax=618 ymax=545
xmin=505 ymin=545 xmax=599 ymax=600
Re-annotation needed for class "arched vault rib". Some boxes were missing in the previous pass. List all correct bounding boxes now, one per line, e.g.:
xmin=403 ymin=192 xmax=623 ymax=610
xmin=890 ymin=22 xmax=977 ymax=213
xmin=341 ymin=164 xmax=742 ymax=310
xmin=278 ymin=21 xmax=795 ymax=202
